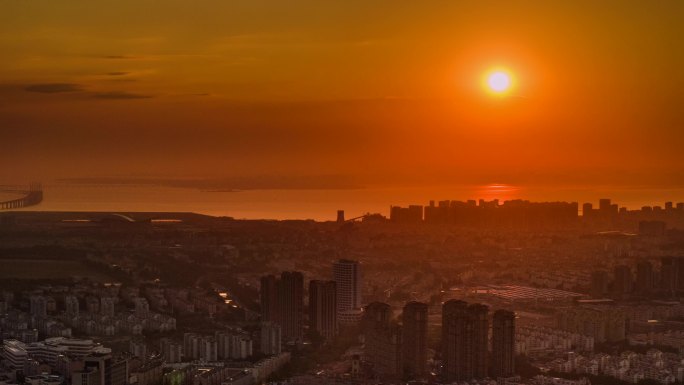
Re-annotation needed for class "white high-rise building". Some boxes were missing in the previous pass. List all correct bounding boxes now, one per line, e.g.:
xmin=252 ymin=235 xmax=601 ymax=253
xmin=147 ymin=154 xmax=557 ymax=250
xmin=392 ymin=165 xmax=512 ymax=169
xmin=332 ymin=259 xmax=362 ymax=313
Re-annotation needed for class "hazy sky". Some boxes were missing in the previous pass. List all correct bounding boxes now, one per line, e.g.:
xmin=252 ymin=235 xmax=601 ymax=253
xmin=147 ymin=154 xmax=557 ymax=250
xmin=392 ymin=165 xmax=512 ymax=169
xmin=1 ymin=1 xmax=683 ymax=188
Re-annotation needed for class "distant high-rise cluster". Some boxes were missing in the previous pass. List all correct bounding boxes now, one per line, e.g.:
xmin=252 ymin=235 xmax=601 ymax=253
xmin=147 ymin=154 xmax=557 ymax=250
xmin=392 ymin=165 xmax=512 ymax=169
xmin=361 ymin=299 xmax=515 ymax=382
xmin=442 ymin=301 xmax=516 ymax=381
xmin=389 ymin=198 xmax=684 ymax=230
xmin=556 ymin=306 xmax=626 ymax=343
xmin=392 ymin=199 xmax=578 ymax=228
xmin=259 ymin=259 xmax=362 ymax=346
xmin=590 ymin=258 xmax=684 ymax=300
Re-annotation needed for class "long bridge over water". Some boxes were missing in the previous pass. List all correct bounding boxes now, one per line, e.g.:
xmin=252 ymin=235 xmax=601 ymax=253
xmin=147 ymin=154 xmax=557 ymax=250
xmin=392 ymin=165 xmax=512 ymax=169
xmin=0 ymin=184 xmax=43 ymax=210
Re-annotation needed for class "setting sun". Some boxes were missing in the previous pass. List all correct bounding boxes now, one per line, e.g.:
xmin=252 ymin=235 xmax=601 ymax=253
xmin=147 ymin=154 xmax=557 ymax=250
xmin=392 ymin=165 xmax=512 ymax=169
xmin=486 ymin=70 xmax=512 ymax=94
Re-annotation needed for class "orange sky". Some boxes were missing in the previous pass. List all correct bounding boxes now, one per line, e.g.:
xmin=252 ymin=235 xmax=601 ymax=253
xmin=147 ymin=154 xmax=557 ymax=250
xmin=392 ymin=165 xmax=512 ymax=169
xmin=1 ymin=1 xmax=683 ymax=188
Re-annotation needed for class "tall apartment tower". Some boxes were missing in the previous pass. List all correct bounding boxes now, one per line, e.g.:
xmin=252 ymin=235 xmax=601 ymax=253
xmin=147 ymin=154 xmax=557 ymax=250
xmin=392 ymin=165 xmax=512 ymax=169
xmin=365 ymin=302 xmax=392 ymax=331
xmin=590 ymin=270 xmax=610 ymax=298
xmin=401 ymin=301 xmax=428 ymax=379
xmin=363 ymin=302 xmax=402 ymax=378
xmin=278 ymin=271 xmax=304 ymax=341
xmin=333 ymin=259 xmax=362 ymax=313
xmin=260 ymin=275 xmax=279 ymax=323
xmin=468 ymin=304 xmax=489 ymax=380
xmin=635 ymin=260 xmax=653 ymax=294
xmin=442 ymin=300 xmax=468 ymax=383
xmin=442 ymin=300 xmax=489 ymax=382
xmin=613 ymin=265 xmax=633 ymax=298
xmin=491 ymin=310 xmax=516 ymax=378
xmin=260 ymin=322 xmax=281 ymax=356
xmin=661 ymin=257 xmax=678 ymax=294
xmin=309 ymin=280 xmax=338 ymax=340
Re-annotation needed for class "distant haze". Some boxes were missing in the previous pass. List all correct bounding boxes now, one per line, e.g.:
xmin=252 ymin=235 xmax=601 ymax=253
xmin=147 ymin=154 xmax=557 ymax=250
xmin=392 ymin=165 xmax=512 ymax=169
xmin=1 ymin=2 xmax=683 ymax=194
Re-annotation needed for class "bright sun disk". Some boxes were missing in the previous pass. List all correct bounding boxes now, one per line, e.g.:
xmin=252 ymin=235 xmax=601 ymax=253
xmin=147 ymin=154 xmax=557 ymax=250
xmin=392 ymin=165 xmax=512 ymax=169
xmin=487 ymin=71 xmax=511 ymax=93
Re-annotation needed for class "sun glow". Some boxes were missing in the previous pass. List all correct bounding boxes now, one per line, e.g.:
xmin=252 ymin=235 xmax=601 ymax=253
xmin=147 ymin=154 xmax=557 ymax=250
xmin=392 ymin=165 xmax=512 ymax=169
xmin=484 ymin=69 xmax=514 ymax=95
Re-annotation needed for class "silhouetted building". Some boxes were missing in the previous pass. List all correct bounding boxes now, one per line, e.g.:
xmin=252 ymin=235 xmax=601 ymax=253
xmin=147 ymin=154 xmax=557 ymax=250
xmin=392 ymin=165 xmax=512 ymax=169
xmin=389 ymin=205 xmax=423 ymax=223
xmin=260 ymin=275 xmax=279 ymax=323
xmin=364 ymin=302 xmax=392 ymax=331
xmin=336 ymin=210 xmax=345 ymax=223
xmin=661 ymin=257 xmax=678 ymax=295
xmin=598 ymin=198 xmax=610 ymax=210
xmin=557 ymin=306 xmax=626 ymax=343
xmin=469 ymin=304 xmax=489 ymax=379
xmin=639 ymin=221 xmax=666 ymax=236
xmin=424 ymin=200 xmax=450 ymax=224
xmin=309 ymin=280 xmax=337 ymax=340
xmin=635 ymin=260 xmax=653 ymax=295
xmin=676 ymin=257 xmax=684 ymax=293
xmin=491 ymin=310 xmax=516 ymax=378
xmin=442 ymin=300 xmax=489 ymax=382
xmin=613 ymin=265 xmax=632 ymax=299
xmin=401 ymin=301 xmax=428 ymax=379
xmin=395 ymin=199 xmax=579 ymax=228
xmin=364 ymin=302 xmax=402 ymax=378
xmin=590 ymin=271 xmax=610 ymax=298
xmin=278 ymin=271 xmax=304 ymax=341
xmin=442 ymin=300 xmax=467 ymax=383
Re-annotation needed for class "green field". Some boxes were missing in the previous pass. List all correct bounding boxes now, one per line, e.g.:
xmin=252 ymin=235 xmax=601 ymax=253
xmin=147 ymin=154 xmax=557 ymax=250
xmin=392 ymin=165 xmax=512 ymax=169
xmin=0 ymin=259 xmax=114 ymax=281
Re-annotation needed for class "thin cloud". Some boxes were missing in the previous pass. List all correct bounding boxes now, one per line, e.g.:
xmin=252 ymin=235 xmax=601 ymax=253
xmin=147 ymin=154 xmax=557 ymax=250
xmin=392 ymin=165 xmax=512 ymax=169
xmin=25 ymin=83 xmax=83 ymax=93
xmin=100 ymin=55 xmax=145 ymax=60
xmin=92 ymin=91 xmax=153 ymax=100
xmin=106 ymin=72 xmax=130 ymax=76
